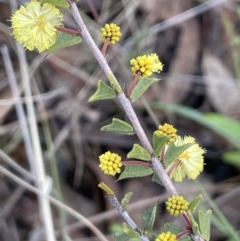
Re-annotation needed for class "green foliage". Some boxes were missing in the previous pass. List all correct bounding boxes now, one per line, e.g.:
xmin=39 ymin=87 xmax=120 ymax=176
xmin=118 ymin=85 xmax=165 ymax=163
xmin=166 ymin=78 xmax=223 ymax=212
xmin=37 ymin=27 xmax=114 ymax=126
xmin=188 ymin=194 xmax=203 ymax=214
xmin=151 ymin=171 xmax=162 ymax=185
xmin=152 ymin=133 xmax=169 ymax=156
xmin=107 ymin=74 xmax=123 ymax=94
xmin=141 ymin=202 xmax=158 ymax=234
xmin=121 ymin=192 xmax=133 ymax=209
xmin=198 ymin=210 xmax=212 ymax=241
xmin=127 ymin=144 xmax=151 ymax=161
xmin=222 ymin=150 xmax=240 ymax=166
xmin=40 ymin=0 xmax=69 ymax=8
xmin=130 ymin=77 xmax=158 ymax=102
xmin=118 ymin=165 xmax=153 ymax=180
xmin=187 ymin=211 xmax=200 ymax=236
xmin=163 ymin=142 xmax=192 ymax=167
xmin=101 ymin=118 xmax=135 ymax=135
xmin=48 ymin=31 xmax=82 ymax=53
xmin=115 ymin=223 xmax=141 ymax=240
xmin=115 ymin=233 xmax=140 ymax=241
xmin=88 ymin=80 xmax=116 ymax=102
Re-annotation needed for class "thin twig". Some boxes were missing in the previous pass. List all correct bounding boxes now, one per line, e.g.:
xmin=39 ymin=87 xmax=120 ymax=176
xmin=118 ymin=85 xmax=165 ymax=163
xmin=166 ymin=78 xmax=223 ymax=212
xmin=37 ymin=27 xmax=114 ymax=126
xmin=108 ymin=195 xmax=149 ymax=241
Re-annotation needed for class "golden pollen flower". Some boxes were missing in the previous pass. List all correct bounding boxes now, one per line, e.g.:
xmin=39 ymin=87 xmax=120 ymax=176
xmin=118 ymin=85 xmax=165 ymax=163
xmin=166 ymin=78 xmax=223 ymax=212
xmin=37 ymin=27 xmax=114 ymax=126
xmin=166 ymin=136 xmax=206 ymax=182
xmin=99 ymin=151 xmax=122 ymax=176
xmin=101 ymin=23 xmax=122 ymax=44
xmin=155 ymin=123 xmax=177 ymax=144
xmin=10 ymin=0 xmax=63 ymax=52
xmin=130 ymin=53 xmax=163 ymax=77
xmin=155 ymin=231 xmax=177 ymax=241
xmin=166 ymin=195 xmax=189 ymax=216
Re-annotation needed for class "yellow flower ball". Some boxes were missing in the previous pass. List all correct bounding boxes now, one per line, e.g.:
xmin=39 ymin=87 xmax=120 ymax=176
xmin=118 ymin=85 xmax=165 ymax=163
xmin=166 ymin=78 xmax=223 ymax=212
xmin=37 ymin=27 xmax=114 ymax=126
xmin=10 ymin=0 xmax=63 ymax=52
xmin=130 ymin=53 xmax=163 ymax=77
xmin=155 ymin=123 xmax=177 ymax=144
xmin=155 ymin=231 xmax=177 ymax=241
xmin=166 ymin=195 xmax=189 ymax=216
xmin=101 ymin=23 xmax=122 ymax=44
xmin=99 ymin=151 xmax=122 ymax=176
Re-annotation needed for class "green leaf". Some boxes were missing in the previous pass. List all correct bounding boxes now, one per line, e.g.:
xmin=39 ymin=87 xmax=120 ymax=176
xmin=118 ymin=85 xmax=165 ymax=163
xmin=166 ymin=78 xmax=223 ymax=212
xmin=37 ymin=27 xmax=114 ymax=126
xmin=122 ymin=222 xmax=140 ymax=238
xmin=88 ymin=80 xmax=116 ymax=102
xmin=115 ymin=233 xmax=140 ymax=241
xmin=152 ymin=132 xmax=169 ymax=156
xmin=222 ymin=150 xmax=240 ymax=166
xmin=107 ymin=74 xmax=123 ymax=94
xmin=163 ymin=142 xmax=192 ymax=167
xmin=101 ymin=118 xmax=135 ymax=135
xmin=164 ymin=223 xmax=193 ymax=241
xmin=127 ymin=144 xmax=151 ymax=161
xmin=188 ymin=194 xmax=203 ymax=214
xmin=187 ymin=211 xmax=200 ymax=236
xmin=40 ymin=0 xmax=69 ymax=8
xmin=198 ymin=210 xmax=212 ymax=241
xmin=121 ymin=192 xmax=133 ymax=209
xmin=118 ymin=165 xmax=153 ymax=180
xmin=130 ymin=77 xmax=158 ymax=102
xmin=151 ymin=171 xmax=162 ymax=185
xmin=48 ymin=31 xmax=82 ymax=53
xmin=141 ymin=202 xmax=158 ymax=234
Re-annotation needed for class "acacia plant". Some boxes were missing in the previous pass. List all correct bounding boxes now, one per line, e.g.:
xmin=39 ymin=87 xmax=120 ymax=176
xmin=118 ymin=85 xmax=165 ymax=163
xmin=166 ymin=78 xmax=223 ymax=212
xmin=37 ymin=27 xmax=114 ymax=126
xmin=9 ymin=0 xmax=211 ymax=241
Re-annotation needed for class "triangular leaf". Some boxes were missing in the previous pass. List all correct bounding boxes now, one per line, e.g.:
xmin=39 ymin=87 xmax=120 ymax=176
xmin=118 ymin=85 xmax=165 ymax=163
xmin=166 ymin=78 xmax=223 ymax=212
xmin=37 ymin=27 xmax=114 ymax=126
xmin=163 ymin=142 xmax=193 ymax=167
xmin=188 ymin=194 xmax=203 ymax=214
xmin=118 ymin=165 xmax=153 ymax=180
xmin=130 ymin=77 xmax=158 ymax=102
xmin=48 ymin=31 xmax=82 ymax=53
xmin=151 ymin=171 xmax=162 ymax=185
xmin=141 ymin=202 xmax=158 ymax=234
xmin=40 ymin=0 xmax=69 ymax=8
xmin=101 ymin=118 xmax=135 ymax=135
xmin=121 ymin=222 xmax=140 ymax=239
xmin=152 ymin=132 xmax=169 ymax=156
xmin=88 ymin=80 xmax=116 ymax=102
xmin=121 ymin=192 xmax=133 ymax=209
xmin=187 ymin=211 xmax=200 ymax=236
xmin=127 ymin=144 xmax=151 ymax=161
xmin=198 ymin=210 xmax=212 ymax=241
xmin=115 ymin=233 xmax=140 ymax=241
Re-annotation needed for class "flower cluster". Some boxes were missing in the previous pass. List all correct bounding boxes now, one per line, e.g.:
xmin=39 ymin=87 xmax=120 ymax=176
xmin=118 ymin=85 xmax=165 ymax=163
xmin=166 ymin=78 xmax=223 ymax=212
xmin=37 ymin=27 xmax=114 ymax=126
xmin=155 ymin=231 xmax=177 ymax=241
xmin=10 ymin=0 xmax=63 ymax=52
xmin=166 ymin=195 xmax=189 ymax=216
xmin=101 ymin=23 xmax=122 ymax=44
xmin=99 ymin=151 xmax=122 ymax=176
xmin=155 ymin=123 xmax=177 ymax=144
xmin=166 ymin=136 xmax=205 ymax=182
xmin=130 ymin=53 xmax=163 ymax=78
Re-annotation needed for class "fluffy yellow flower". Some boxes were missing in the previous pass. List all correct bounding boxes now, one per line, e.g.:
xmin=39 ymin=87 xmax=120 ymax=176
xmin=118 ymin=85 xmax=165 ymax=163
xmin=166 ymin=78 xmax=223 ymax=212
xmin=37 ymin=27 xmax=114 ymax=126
xmin=155 ymin=231 xmax=177 ymax=241
xmin=155 ymin=123 xmax=177 ymax=144
xmin=166 ymin=136 xmax=205 ymax=182
xmin=166 ymin=195 xmax=189 ymax=216
xmin=101 ymin=23 xmax=122 ymax=44
xmin=130 ymin=53 xmax=163 ymax=77
xmin=10 ymin=0 xmax=63 ymax=52
xmin=99 ymin=151 xmax=122 ymax=176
